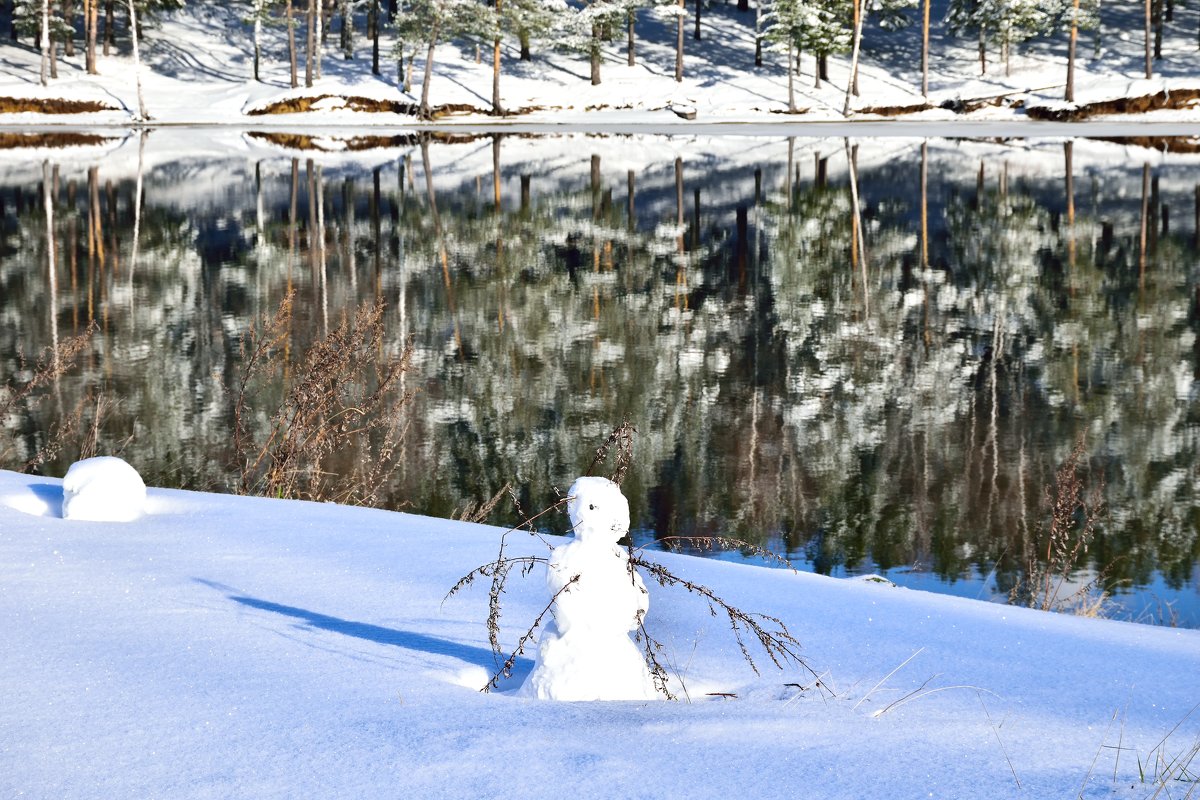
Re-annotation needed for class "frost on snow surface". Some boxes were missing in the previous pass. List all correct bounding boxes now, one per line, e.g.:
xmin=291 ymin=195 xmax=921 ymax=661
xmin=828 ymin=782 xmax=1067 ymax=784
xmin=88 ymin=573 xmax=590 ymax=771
xmin=61 ymin=456 xmax=146 ymax=522
xmin=520 ymin=476 xmax=658 ymax=701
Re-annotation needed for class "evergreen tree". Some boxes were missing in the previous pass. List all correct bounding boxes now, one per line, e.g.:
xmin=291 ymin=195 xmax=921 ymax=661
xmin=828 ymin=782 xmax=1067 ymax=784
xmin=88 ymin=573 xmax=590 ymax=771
xmin=763 ymin=0 xmax=851 ymax=100
xmin=946 ymin=0 xmax=1048 ymax=75
xmin=392 ymin=0 xmax=491 ymax=116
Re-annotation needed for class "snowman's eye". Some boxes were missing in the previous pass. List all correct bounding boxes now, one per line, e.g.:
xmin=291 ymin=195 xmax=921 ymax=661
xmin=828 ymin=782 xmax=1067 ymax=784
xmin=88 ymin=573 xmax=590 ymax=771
xmin=588 ymin=504 xmax=595 ymax=511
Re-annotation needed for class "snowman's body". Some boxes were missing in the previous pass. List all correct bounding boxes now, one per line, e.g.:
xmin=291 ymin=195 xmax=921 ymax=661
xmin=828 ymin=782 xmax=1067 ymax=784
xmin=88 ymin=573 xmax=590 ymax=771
xmin=520 ymin=477 xmax=658 ymax=701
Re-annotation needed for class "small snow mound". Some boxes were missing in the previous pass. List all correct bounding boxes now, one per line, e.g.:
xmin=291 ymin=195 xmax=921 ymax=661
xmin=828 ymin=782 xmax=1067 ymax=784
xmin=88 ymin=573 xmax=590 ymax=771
xmin=61 ymin=456 xmax=147 ymax=522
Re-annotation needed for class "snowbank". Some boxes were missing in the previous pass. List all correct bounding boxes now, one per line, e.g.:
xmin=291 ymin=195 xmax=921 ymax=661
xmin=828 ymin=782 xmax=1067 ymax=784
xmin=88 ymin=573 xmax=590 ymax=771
xmin=1 ymin=468 xmax=1197 ymax=798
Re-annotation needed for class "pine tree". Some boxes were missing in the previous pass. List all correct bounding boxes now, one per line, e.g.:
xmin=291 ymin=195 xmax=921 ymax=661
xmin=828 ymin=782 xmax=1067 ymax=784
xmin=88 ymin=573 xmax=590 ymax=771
xmin=946 ymin=0 xmax=1048 ymax=75
xmin=763 ymin=0 xmax=851 ymax=100
xmin=487 ymin=0 xmax=563 ymax=113
xmin=392 ymin=0 xmax=491 ymax=116
xmin=1049 ymin=0 xmax=1097 ymax=101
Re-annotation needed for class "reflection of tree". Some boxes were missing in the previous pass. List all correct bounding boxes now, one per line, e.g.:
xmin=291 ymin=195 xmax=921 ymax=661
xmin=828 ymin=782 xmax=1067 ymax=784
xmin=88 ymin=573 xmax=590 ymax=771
xmin=2 ymin=136 xmax=1199 ymax=613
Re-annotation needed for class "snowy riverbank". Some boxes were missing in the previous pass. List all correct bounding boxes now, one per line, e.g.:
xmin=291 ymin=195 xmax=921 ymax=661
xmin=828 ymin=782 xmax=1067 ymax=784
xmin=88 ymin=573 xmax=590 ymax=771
xmin=2 ymin=0 xmax=1200 ymax=129
xmin=2 ymin=467 xmax=1198 ymax=798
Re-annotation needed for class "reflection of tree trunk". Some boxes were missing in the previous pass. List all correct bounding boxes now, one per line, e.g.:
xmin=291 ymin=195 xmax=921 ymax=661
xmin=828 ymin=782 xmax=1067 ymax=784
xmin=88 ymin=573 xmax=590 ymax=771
xmin=343 ymin=177 xmax=356 ymax=294
xmin=1139 ymin=163 xmax=1149 ymax=289
xmin=520 ymin=174 xmax=531 ymax=217
xmin=421 ymin=139 xmax=460 ymax=352
xmin=736 ymin=206 xmax=748 ymax=291
xmin=492 ymin=135 xmax=502 ymax=210
xmin=316 ymin=164 xmax=327 ymax=333
xmin=1193 ymin=185 xmax=1199 ymax=251
xmin=1150 ymin=174 xmax=1160 ymax=257
xmin=44 ymin=162 xmax=59 ymax=356
xmin=692 ymin=188 xmax=700 ymax=252
xmin=675 ymin=157 xmax=686 ymax=311
xmin=920 ymin=140 xmax=928 ymax=270
xmin=846 ymin=140 xmax=868 ymax=316
xmin=626 ymin=170 xmax=635 ymax=231
xmin=130 ymin=131 xmax=145 ymax=294
xmin=591 ymin=154 xmax=601 ymax=220
xmin=371 ymin=167 xmax=382 ymax=297
xmin=1064 ymin=141 xmax=1075 ymax=274
xmin=288 ymin=158 xmax=298 ymax=295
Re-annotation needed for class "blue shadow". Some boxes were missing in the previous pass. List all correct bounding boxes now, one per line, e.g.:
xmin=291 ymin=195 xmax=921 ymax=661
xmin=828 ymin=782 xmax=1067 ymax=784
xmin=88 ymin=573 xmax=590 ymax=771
xmin=225 ymin=592 xmax=528 ymax=674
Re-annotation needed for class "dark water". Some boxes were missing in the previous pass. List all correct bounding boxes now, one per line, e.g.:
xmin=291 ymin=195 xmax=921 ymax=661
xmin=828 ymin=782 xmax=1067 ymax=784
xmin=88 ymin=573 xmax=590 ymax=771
xmin=1 ymin=131 xmax=1198 ymax=626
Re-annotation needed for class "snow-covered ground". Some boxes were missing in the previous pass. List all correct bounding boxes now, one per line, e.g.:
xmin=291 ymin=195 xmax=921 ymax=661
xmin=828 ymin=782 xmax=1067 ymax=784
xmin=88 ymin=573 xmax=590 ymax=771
xmin=1 ymin=0 xmax=1199 ymax=128
xmin=2 ymin=466 xmax=1198 ymax=798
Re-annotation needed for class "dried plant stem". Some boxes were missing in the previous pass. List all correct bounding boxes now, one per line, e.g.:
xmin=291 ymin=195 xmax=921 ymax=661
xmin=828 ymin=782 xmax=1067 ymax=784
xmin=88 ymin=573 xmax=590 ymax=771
xmin=482 ymin=575 xmax=579 ymax=692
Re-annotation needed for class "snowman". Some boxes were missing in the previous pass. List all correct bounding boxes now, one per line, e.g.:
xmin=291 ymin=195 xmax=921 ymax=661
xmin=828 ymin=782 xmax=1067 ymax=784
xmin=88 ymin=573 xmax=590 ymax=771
xmin=519 ymin=476 xmax=659 ymax=701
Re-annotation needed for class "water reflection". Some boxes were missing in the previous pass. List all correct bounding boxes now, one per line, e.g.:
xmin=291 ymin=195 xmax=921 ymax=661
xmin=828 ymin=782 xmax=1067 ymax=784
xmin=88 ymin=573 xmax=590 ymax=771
xmin=1 ymin=131 xmax=1198 ymax=626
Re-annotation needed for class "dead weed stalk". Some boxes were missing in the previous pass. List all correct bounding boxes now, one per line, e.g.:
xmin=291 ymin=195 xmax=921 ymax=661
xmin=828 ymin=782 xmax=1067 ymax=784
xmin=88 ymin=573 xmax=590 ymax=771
xmin=0 ymin=323 xmax=101 ymax=472
xmin=232 ymin=293 xmax=415 ymax=507
xmin=1011 ymin=435 xmax=1110 ymax=615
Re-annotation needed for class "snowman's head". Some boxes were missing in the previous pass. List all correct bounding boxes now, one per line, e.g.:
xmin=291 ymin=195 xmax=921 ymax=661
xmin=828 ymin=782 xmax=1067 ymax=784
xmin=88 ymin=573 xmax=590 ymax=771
xmin=566 ymin=476 xmax=630 ymax=544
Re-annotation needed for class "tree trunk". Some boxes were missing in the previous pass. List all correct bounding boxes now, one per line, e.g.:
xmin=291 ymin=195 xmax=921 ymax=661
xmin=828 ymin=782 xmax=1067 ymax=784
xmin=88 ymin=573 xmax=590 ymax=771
xmin=694 ymin=0 xmax=701 ymax=39
xmin=420 ymin=34 xmax=438 ymax=118
xmin=627 ymin=11 xmax=635 ymax=65
xmin=978 ymin=30 xmax=986 ymax=75
xmin=306 ymin=0 xmax=315 ymax=87
xmin=369 ymin=0 xmax=379 ymax=74
xmin=754 ymin=1 xmax=761 ymax=66
xmin=844 ymin=0 xmax=864 ymax=114
xmin=1066 ymin=0 xmax=1078 ymax=102
xmin=850 ymin=0 xmax=860 ymax=96
xmin=254 ymin=0 xmax=263 ymax=81
xmin=40 ymin=0 xmax=49 ymax=86
xmin=63 ymin=0 xmax=74 ymax=56
xmin=104 ymin=0 xmax=112 ymax=56
xmin=287 ymin=0 xmax=298 ymax=87
xmin=1153 ymin=0 xmax=1163 ymax=59
xmin=520 ymin=30 xmax=530 ymax=60
xmin=49 ymin=35 xmax=57 ymax=78
xmin=737 ymin=0 xmax=747 ymax=10
xmin=126 ymin=0 xmax=148 ymax=119
xmin=675 ymin=0 xmax=683 ymax=81
xmin=340 ymin=0 xmax=352 ymax=59
xmin=921 ymin=0 xmax=929 ymax=97
xmin=315 ymin=0 xmax=324 ymax=77
xmin=1145 ymin=0 xmax=1152 ymax=77
xmin=787 ymin=40 xmax=795 ymax=112
xmin=592 ymin=24 xmax=601 ymax=84
xmin=491 ymin=0 xmax=502 ymax=114
xmin=86 ymin=0 xmax=97 ymax=73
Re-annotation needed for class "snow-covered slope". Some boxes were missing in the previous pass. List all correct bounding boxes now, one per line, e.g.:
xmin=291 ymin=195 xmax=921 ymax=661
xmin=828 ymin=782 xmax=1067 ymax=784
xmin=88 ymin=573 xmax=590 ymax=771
xmin=2 ymin=468 xmax=1196 ymax=798
xmin=1 ymin=0 xmax=1200 ymax=126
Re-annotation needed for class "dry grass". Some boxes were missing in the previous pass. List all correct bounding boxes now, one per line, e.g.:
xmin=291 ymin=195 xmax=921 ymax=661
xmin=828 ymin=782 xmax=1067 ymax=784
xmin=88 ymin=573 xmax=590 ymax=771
xmin=232 ymin=293 xmax=415 ymax=507
xmin=1026 ymin=88 xmax=1200 ymax=121
xmin=0 ymin=323 xmax=101 ymax=473
xmin=0 ymin=97 xmax=115 ymax=114
xmin=1011 ymin=436 xmax=1109 ymax=615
